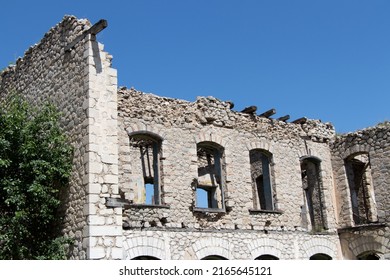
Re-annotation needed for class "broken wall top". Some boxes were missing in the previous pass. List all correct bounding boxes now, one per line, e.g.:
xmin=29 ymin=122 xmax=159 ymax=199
xmin=0 ymin=15 xmax=91 ymax=85
xmin=118 ymin=87 xmax=336 ymax=142
xmin=332 ymin=121 xmax=390 ymax=152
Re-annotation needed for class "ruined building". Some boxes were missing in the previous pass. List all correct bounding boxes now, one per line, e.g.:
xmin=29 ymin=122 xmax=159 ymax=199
xmin=0 ymin=16 xmax=389 ymax=260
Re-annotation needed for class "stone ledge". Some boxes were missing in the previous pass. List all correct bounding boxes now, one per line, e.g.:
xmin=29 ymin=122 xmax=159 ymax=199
xmin=126 ymin=204 xmax=171 ymax=210
xmin=248 ymin=209 xmax=284 ymax=215
xmin=122 ymin=226 xmax=339 ymax=235
xmin=337 ymin=222 xmax=387 ymax=234
xmin=192 ymin=207 xmax=226 ymax=214
xmin=106 ymin=197 xmax=171 ymax=209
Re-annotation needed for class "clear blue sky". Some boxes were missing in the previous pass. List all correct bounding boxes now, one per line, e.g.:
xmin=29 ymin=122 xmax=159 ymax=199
xmin=1 ymin=0 xmax=389 ymax=133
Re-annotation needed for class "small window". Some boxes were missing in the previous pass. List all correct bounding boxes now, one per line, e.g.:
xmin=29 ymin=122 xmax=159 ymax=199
xmin=129 ymin=134 xmax=162 ymax=205
xmin=195 ymin=142 xmax=225 ymax=210
xmin=345 ymin=153 xmax=377 ymax=225
xmin=301 ymin=157 xmax=327 ymax=231
xmin=250 ymin=149 xmax=275 ymax=211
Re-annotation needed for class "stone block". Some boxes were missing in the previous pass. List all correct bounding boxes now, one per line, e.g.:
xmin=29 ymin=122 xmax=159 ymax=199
xmin=88 ymin=247 xmax=106 ymax=259
xmin=115 ymin=237 xmax=123 ymax=248
xmin=104 ymin=174 xmax=118 ymax=184
xmin=88 ymin=225 xmax=122 ymax=237
xmin=104 ymin=237 xmax=114 ymax=247
xmin=88 ymin=161 xmax=103 ymax=173
xmin=88 ymin=215 xmax=106 ymax=225
xmin=87 ymin=194 xmax=100 ymax=203
xmin=101 ymin=154 xmax=117 ymax=164
xmin=111 ymin=248 xmax=124 ymax=260
xmin=88 ymin=183 xmax=101 ymax=194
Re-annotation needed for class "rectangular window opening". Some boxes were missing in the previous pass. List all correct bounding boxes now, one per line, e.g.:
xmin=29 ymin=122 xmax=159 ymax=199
xmin=129 ymin=135 xmax=162 ymax=205
xmin=301 ymin=158 xmax=326 ymax=232
xmin=196 ymin=143 xmax=225 ymax=210
xmin=250 ymin=150 xmax=274 ymax=211
xmin=345 ymin=153 xmax=377 ymax=225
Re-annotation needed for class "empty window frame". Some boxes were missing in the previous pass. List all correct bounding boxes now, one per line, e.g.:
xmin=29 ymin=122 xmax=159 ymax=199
xmin=250 ymin=149 xmax=275 ymax=211
xmin=196 ymin=142 xmax=225 ymax=210
xmin=345 ymin=153 xmax=377 ymax=225
xmin=300 ymin=157 xmax=327 ymax=231
xmin=129 ymin=133 xmax=162 ymax=205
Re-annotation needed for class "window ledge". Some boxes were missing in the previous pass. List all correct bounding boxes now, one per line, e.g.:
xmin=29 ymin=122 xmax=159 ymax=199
xmin=308 ymin=230 xmax=333 ymax=235
xmin=249 ymin=209 xmax=283 ymax=215
xmin=193 ymin=207 xmax=226 ymax=213
xmin=106 ymin=198 xmax=170 ymax=209
xmin=337 ymin=222 xmax=386 ymax=234
xmin=126 ymin=204 xmax=170 ymax=209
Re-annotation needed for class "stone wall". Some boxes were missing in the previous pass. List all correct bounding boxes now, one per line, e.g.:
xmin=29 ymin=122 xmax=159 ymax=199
xmin=0 ymin=16 xmax=121 ymax=259
xmin=331 ymin=123 xmax=390 ymax=259
xmin=123 ymin=229 xmax=339 ymax=260
xmin=118 ymin=88 xmax=341 ymax=259
xmin=0 ymin=16 xmax=90 ymax=258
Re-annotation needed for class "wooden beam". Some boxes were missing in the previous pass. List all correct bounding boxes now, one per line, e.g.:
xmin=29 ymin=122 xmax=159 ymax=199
xmin=278 ymin=115 xmax=290 ymax=122
xmin=88 ymin=19 xmax=108 ymax=35
xmin=259 ymin=108 xmax=276 ymax=118
xmin=65 ymin=19 xmax=108 ymax=52
xmin=292 ymin=117 xmax=307 ymax=124
xmin=241 ymin=105 xmax=257 ymax=114
xmin=226 ymin=101 xmax=234 ymax=109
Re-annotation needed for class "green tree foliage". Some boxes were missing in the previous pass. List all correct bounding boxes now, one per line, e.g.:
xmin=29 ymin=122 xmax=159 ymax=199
xmin=0 ymin=94 xmax=73 ymax=259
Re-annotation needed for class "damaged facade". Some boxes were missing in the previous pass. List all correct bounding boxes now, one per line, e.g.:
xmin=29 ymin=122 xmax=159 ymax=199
xmin=0 ymin=16 xmax=389 ymax=260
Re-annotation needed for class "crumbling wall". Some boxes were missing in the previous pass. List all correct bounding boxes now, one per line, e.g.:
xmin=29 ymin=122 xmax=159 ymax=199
xmin=331 ymin=123 xmax=390 ymax=259
xmin=0 ymin=16 xmax=90 ymax=259
xmin=118 ymin=88 xmax=340 ymax=259
xmin=0 ymin=16 xmax=121 ymax=259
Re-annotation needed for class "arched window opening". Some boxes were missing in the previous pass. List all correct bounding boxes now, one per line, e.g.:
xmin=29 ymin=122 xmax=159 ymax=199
xmin=201 ymin=255 xmax=228 ymax=260
xmin=129 ymin=133 xmax=163 ymax=205
xmin=300 ymin=157 xmax=327 ymax=232
xmin=132 ymin=255 xmax=160 ymax=260
xmin=357 ymin=251 xmax=380 ymax=260
xmin=195 ymin=142 xmax=225 ymax=210
xmin=255 ymin=254 xmax=279 ymax=260
xmin=250 ymin=149 xmax=275 ymax=211
xmin=345 ymin=153 xmax=377 ymax=225
xmin=309 ymin=253 xmax=332 ymax=260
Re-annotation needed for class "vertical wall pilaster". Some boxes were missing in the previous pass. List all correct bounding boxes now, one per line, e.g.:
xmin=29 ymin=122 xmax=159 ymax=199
xmin=83 ymin=35 xmax=122 ymax=259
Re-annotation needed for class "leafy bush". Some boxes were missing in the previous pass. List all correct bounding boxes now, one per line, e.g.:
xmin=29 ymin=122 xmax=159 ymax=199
xmin=0 ymin=94 xmax=73 ymax=259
